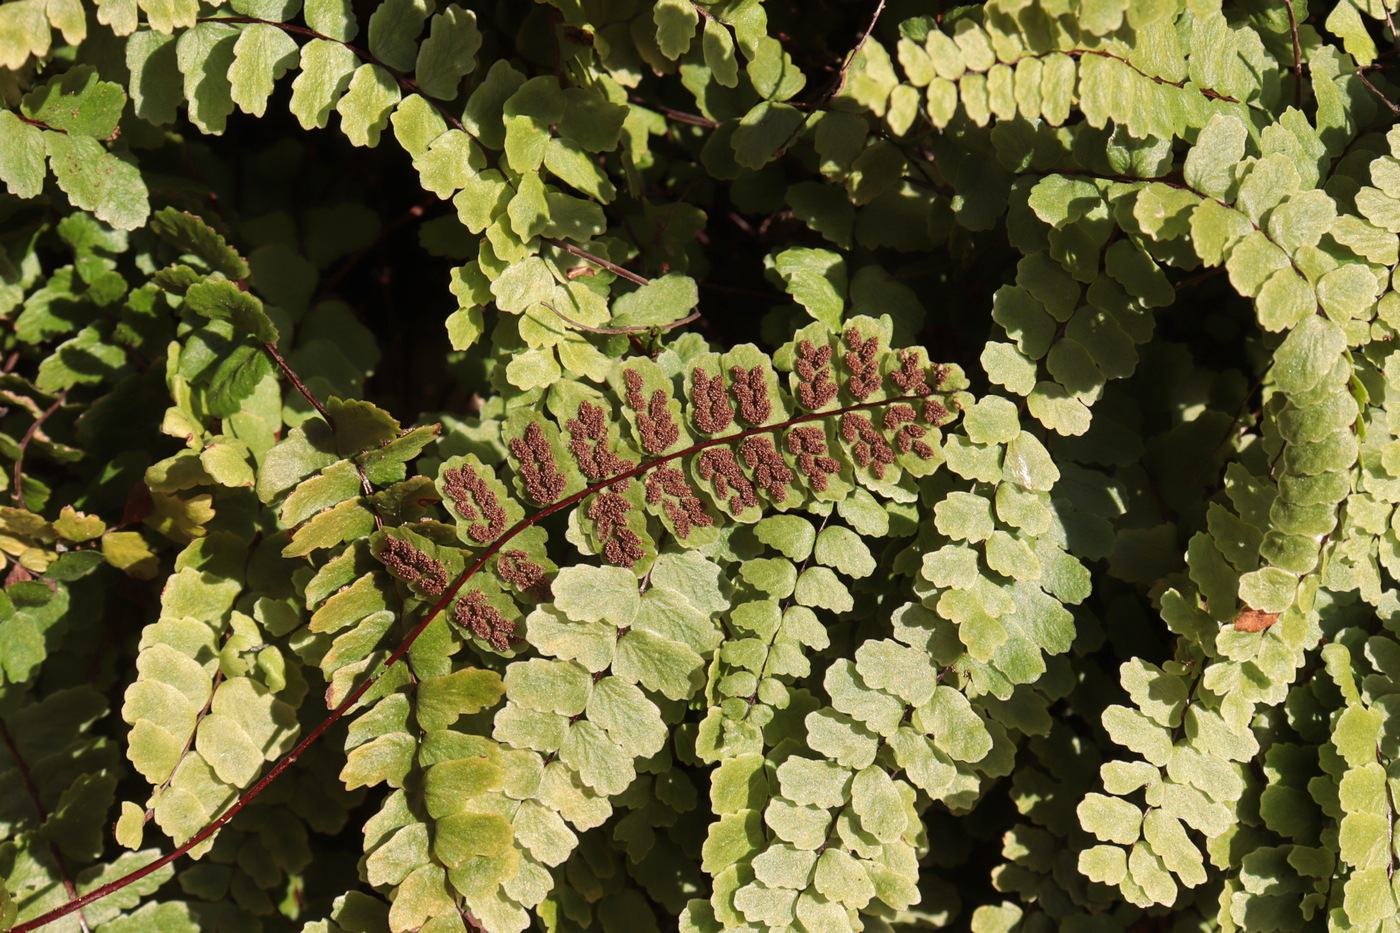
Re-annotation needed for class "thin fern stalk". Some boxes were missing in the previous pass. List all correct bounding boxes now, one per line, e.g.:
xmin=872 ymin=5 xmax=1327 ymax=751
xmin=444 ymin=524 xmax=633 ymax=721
xmin=14 ymin=369 xmax=941 ymax=929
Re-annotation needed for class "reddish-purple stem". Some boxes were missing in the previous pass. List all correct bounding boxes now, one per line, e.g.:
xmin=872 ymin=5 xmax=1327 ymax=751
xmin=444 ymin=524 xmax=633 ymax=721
xmin=545 ymin=239 xmax=650 ymax=287
xmin=13 ymin=390 xmax=68 ymax=509
xmin=1 ymin=721 xmax=91 ymax=932
xmin=262 ymin=341 xmax=379 ymax=511
xmin=261 ymin=341 xmax=332 ymax=426
xmin=14 ymin=388 xmax=939 ymax=931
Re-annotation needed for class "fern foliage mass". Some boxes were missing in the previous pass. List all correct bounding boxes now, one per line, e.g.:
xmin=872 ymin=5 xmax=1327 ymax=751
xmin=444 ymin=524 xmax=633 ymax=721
xmin=2 ymin=0 xmax=1400 ymax=931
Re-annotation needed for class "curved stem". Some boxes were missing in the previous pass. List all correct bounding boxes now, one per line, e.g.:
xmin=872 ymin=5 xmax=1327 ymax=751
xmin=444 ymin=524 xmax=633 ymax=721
xmin=1 ymin=722 xmax=90 ymax=932
xmin=13 ymin=390 xmax=67 ymax=509
xmin=15 ymin=387 xmax=943 ymax=931
xmin=545 ymin=239 xmax=650 ymax=287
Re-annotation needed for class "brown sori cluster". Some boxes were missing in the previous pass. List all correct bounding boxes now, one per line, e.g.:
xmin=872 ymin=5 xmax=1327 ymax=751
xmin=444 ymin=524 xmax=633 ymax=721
xmin=623 ymin=369 xmax=680 ymax=455
xmin=507 ymin=421 xmax=567 ymax=505
xmin=690 ymin=367 xmax=734 ymax=433
xmin=740 ymin=436 xmax=794 ymax=503
xmin=453 ymin=589 xmax=516 ymax=651
xmin=786 ymin=426 xmax=841 ymax=492
xmin=730 ymin=365 xmax=772 ymax=425
xmin=890 ymin=349 xmax=935 ymax=397
xmin=378 ymin=535 xmax=448 ymax=595
xmin=645 ymin=467 xmax=713 ymax=539
xmin=567 ymin=401 xmax=636 ymax=482
xmin=497 ymin=549 xmax=551 ymax=601
xmin=588 ymin=491 xmax=645 ymax=567
xmin=844 ymin=327 xmax=882 ymax=401
xmin=441 ymin=464 xmax=508 ymax=543
xmin=697 ymin=447 xmax=759 ymax=512
xmin=841 ymin=412 xmax=897 ymax=479
xmin=795 ymin=340 xmax=838 ymax=410
xmin=884 ymin=404 xmax=936 ymax=460
xmin=922 ymin=398 xmax=949 ymax=424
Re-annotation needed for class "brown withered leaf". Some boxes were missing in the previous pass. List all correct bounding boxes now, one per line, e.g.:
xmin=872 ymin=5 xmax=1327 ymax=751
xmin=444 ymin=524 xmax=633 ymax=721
xmin=1233 ymin=607 xmax=1279 ymax=633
